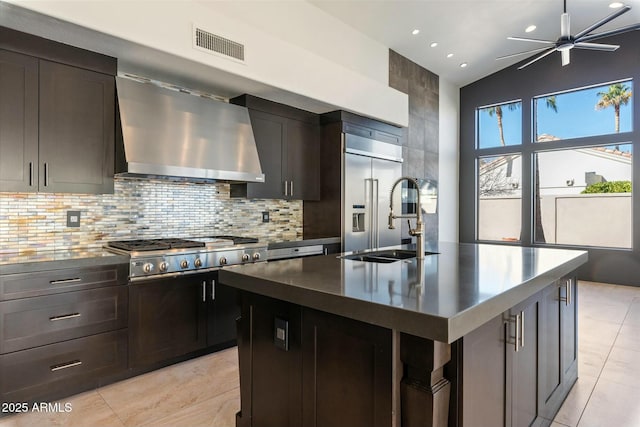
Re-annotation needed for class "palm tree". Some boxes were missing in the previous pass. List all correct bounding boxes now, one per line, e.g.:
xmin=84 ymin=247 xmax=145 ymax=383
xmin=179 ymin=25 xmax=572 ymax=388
xmin=595 ymin=83 xmax=632 ymax=133
xmin=487 ymin=102 xmax=520 ymax=146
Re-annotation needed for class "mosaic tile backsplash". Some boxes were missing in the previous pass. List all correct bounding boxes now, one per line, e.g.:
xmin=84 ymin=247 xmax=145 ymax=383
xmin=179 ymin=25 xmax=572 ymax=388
xmin=0 ymin=178 xmax=302 ymax=254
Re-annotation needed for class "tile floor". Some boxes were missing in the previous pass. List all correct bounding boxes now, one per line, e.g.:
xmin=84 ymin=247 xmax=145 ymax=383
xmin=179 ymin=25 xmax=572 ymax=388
xmin=1 ymin=280 xmax=639 ymax=427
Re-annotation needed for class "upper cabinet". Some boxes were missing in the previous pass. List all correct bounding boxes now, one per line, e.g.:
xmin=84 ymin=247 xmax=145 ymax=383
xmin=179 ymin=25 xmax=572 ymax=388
xmin=0 ymin=27 xmax=116 ymax=194
xmin=230 ymin=95 xmax=320 ymax=201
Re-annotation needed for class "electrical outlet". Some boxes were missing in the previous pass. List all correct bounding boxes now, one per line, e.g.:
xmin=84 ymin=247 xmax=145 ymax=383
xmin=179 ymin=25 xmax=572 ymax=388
xmin=262 ymin=211 xmax=269 ymax=223
xmin=66 ymin=210 xmax=81 ymax=228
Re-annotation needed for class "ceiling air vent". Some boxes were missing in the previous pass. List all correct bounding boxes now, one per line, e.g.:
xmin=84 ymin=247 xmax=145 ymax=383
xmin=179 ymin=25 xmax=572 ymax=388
xmin=194 ymin=27 xmax=245 ymax=62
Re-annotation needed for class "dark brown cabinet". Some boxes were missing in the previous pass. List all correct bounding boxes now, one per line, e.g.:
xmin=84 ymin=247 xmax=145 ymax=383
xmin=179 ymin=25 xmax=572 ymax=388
xmin=463 ymin=293 xmax=541 ymax=427
xmin=235 ymin=291 xmax=391 ymax=427
xmin=230 ymin=95 xmax=320 ymax=201
xmin=0 ymin=263 xmax=128 ymax=405
xmin=207 ymin=281 xmax=240 ymax=348
xmin=128 ymin=275 xmax=207 ymax=368
xmin=0 ymin=49 xmax=38 ymax=192
xmin=539 ymin=275 xmax=578 ymax=420
xmin=0 ymin=28 xmax=116 ymax=194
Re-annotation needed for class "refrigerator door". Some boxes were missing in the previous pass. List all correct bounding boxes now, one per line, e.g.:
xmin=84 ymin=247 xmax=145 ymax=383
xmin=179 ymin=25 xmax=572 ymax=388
xmin=372 ymin=158 xmax=402 ymax=248
xmin=344 ymin=153 xmax=372 ymax=252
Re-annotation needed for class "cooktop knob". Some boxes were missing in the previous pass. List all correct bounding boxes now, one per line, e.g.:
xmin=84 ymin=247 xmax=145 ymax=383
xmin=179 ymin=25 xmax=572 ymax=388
xmin=219 ymin=257 xmax=228 ymax=266
xmin=194 ymin=258 xmax=203 ymax=268
xmin=253 ymin=253 xmax=261 ymax=261
xmin=180 ymin=259 xmax=189 ymax=269
xmin=242 ymin=254 xmax=250 ymax=262
xmin=143 ymin=263 xmax=153 ymax=273
xmin=159 ymin=261 xmax=168 ymax=272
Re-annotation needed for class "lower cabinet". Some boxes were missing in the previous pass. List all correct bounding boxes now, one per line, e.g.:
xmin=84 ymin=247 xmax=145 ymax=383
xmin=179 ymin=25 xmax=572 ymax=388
xmin=236 ymin=292 xmax=392 ymax=427
xmin=128 ymin=275 xmax=207 ymax=368
xmin=207 ymin=281 xmax=240 ymax=348
xmin=539 ymin=275 xmax=578 ymax=419
xmin=0 ymin=329 xmax=127 ymax=403
xmin=463 ymin=281 xmax=576 ymax=427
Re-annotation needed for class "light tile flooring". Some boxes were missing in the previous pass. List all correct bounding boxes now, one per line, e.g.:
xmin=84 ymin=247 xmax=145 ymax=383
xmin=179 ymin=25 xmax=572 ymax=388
xmin=1 ymin=281 xmax=639 ymax=427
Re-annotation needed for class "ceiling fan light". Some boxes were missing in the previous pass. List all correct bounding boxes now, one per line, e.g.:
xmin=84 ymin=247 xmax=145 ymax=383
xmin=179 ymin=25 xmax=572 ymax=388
xmin=525 ymin=25 xmax=537 ymax=33
xmin=447 ymin=53 xmax=454 ymax=58
xmin=609 ymin=2 xmax=624 ymax=9
xmin=412 ymin=29 xmax=420 ymax=35
xmin=460 ymin=62 xmax=468 ymax=68
xmin=430 ymin=42 xmax=438 ymax=47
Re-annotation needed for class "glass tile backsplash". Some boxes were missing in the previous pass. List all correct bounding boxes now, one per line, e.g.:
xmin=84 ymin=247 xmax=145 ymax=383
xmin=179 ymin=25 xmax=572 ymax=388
xmin=0 ymin=178 xmax=302 ymax=254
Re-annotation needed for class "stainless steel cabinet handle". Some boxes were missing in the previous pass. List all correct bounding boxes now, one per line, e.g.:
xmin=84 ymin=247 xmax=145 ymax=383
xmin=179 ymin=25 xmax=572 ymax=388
xmin=290 ymin=180 xmax=294 ymax=197
xmin=210 ymin=279 xmax=216 ymax=301
xmin=50 ymin=278 xmax=81 ymax=285
xmin=284 ymin=180 xmax=289 ymax=196
xmin=509 ymin=313 xmax=521 ymax=352
xmin=520 ymin=311 xmax=525 ymax=349
xmin=559 ymin=279 xmax=572 ymax=306
xmin=44 ymin=162 xmax=49 ymax=187
xmin=567 ymin=280 xmax=572 ymax=305
xmin=50 ymin=360 xmax=82 ymax=372
xmin=29 ymin=161 xmax=34 ymax=186
xmin=202 ymin=281 xmax=207 ymax=302
xmin=49 ymin=313 xmax=81 ymax=322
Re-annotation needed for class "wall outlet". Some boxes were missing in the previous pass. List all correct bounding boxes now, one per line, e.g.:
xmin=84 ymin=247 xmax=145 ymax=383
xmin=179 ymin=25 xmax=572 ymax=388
xmin=262 ymin=211 xmax=269 ymax=223
xmin=66 ymin=210 xmax=81 ymax=228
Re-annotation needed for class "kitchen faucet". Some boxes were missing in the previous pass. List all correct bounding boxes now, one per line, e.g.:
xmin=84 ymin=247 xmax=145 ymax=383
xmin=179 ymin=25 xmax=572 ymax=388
xmin=388 ymin=177 xmax=425 ymax=259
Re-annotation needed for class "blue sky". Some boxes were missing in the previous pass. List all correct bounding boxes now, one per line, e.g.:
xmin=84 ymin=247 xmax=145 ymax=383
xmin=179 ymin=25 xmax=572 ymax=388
xmin=477 ymin=81 xmax=633 ymax=149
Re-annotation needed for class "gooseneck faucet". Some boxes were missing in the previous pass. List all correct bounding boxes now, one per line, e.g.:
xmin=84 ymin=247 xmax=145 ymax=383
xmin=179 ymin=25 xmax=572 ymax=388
xmin=388 ymin=177 xmax=425 ymax=259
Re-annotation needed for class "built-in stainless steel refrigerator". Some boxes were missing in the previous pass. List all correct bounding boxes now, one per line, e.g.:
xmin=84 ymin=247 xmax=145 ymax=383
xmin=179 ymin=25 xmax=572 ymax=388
xmin=343 ymin=134 xmax=403 ymax=252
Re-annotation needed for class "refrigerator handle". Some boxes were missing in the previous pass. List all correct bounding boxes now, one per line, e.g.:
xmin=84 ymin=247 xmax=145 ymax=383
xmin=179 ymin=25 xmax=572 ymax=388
xmin=365 ymin=178 xmax=373 ymax=249
xmin=373 ymin=179 xmax=380 ymax=248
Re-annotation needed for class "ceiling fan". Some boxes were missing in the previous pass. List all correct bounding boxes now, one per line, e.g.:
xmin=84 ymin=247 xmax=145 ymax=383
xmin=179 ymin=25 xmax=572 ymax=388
xmin=497 ymin=0 xmax=640 ymax=69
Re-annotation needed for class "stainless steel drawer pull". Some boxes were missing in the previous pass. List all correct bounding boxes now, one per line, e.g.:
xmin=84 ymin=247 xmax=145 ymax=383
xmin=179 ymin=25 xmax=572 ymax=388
xmin=44 ymin=162 xmax=49 ymax=187
xmin=49 ymin=313 xmax=81 ymax=322
xmin=520 ymin=311 xmax=525 ymax=349
xmin=211 ymin=279 xmax=216 ymax=301
xmin=50 ymin=360 xmax=82 ymax=372
xmin=284 ymin=180 xmax=289 ymax=196
xmin=202 ymin=281 xmax=207 ymax=302
xmin=290 ymin=180 xmax=294 ymax=197
xmin=29 ymin=161 xmax=34 ymax=186
xmin=49 ymin=278 xmax=81 ymax=285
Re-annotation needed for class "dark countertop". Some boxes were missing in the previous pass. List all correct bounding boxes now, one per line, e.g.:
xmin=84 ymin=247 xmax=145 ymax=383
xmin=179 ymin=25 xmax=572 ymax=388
xmin=266 ymin=237 xmax=340 ymax=249
xmin=219 ymin=241 xmax=588 ymax=343
xmin=0 ymin=248 xmax=130 ymax=275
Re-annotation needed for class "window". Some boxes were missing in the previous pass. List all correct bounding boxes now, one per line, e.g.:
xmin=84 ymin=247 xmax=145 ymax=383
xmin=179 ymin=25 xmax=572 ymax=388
xmin=477 ymin=100 xmax=522 ymax=148
xmin=478 ymin=154 xmax=522 ymax=242
xmin=535 ymin=144 xmax=632 ymax=248
xmin=535 ymin=81 xmax=633 ymax=141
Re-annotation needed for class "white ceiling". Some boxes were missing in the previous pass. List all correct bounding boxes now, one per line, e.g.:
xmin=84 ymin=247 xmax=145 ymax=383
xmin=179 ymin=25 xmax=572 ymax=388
xmin=309 ymin=0 xmax=640 ymax=87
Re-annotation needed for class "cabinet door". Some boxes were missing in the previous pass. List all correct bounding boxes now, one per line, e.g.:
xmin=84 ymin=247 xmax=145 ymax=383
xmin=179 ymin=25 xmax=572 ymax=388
xmin=245 ymin=109 xmax=286 ymax=199
xmin=301 ymin=308 xmax=392 ymax=427
xmin=539 ymin=282 xmax=562 ymax=418
xmin=0 ymin=49 xmax=38 ymax=192
xmin=462 ymin=314 xmax=505 ymax=427
xmin=286 ymin=119 xmax=320 ymax=200
xmin=38 ymin=60 xmax=114 ymax=193
xmin=207 ymin=281 xmax=240 ymax=348
xmin=128 ymin=276 xmax=207 ymax=368
xmin=506 ymin=294 xmax=540 ymax=427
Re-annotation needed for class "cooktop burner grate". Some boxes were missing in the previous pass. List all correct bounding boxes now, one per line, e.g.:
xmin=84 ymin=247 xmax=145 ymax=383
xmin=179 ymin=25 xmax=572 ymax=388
xmin=107 ymin=238 xmax=205 ymax=252
xmin=209 ymin=235 xmax=259 ymax=244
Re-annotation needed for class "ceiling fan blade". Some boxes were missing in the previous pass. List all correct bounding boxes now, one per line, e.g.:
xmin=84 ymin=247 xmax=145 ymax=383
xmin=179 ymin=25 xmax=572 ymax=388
xmin=508 ymin=36 xmax=556 ymax=44
xmin=574 ymin=5 xmax=631 ymax=39
xmin=496 ymin=46 xmax=552 ymax=60
xmin=561 ymin=50 xmax=570 ymax=66
xmin=517 ymin=48 xmax=557 ymax=70
xmin=561 ymin=13 xmax=570 ymax=38
xmin=576 ymin=23 xmax=640 ymax=43
xmin=573 ymin=42 xmax=619 ymax=51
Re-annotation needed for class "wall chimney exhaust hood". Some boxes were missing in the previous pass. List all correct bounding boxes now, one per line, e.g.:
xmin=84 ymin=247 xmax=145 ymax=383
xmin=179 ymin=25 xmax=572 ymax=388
xmin=115 ymin=77 xmax=265 ymax=183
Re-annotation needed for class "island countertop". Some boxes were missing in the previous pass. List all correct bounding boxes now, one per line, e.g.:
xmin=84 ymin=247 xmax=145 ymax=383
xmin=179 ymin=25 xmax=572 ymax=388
xmin=218 ymin=241 xmax=587 ymax=343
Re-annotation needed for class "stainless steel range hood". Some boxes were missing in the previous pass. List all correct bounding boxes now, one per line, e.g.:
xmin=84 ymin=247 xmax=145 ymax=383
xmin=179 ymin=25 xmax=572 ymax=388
xmin=116 ymin=77 xmax=265 ymax=183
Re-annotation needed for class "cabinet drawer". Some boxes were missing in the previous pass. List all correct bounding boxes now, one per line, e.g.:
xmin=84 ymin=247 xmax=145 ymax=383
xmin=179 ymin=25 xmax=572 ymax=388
xmin=0 ymin=263 xmax=128 ymax=300
xmin=0 ymin=329 xmax=127 ymax=403
xmin=0 ymin=286 xmax=128 ymax=353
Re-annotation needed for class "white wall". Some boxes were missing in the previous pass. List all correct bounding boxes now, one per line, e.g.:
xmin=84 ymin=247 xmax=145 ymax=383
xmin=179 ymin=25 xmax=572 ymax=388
xmin=438 ymin=78 xmax=460 ymax=242
xmin=4 ymin=0 xmax=408 ymax=126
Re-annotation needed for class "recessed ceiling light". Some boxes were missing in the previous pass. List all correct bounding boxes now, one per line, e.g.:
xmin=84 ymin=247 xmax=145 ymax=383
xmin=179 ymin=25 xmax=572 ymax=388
xmin=447 ymin=53 xmax=454 ymax=58
xmin=412 ymin=29 xmax=420 ymax=35
xmin=609 ymin=2 xmax=624 ymax=8
xmin=430 ymin=42 xmax=438 ymax=48
xmin=460 ymin=62 xmax=468 ymax=68
xmin=525 ymin=25 xmax=537 ymax=33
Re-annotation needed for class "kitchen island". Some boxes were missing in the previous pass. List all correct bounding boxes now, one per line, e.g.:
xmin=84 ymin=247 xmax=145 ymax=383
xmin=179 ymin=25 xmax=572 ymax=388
xmin=218 ymin=242 xmax=588 ymax=427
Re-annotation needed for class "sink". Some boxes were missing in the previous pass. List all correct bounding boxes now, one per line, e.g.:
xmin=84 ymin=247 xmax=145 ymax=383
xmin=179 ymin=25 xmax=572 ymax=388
xmin=341 ymin=249 xmax=438 ymax=263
